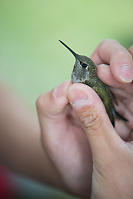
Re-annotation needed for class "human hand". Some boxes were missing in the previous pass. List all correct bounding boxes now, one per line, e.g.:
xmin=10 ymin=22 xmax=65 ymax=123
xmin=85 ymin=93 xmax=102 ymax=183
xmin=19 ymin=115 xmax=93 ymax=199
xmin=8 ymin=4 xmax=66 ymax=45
xmin=36 ymin=39 xmax=133 ymax=198
xmin=36 ymin=80 xmax=92 ymax=197
xmin=71 ymin=40 xmax=133 ymax=199
xmin=91 ymin=39 xmax=133 ymax=140
xmin=67 ymin=82 xmax=133 ymax=199
xmin=67 ymin=40 xmax=133 ymax=198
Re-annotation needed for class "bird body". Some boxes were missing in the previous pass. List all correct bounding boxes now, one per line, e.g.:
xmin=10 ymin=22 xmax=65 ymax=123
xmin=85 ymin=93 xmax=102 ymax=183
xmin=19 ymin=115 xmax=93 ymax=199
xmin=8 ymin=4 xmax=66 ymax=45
xmin=71 ymin=54 xmax=115 ymax=126
xmin=59 ymin=40 xmax=127 ymax=126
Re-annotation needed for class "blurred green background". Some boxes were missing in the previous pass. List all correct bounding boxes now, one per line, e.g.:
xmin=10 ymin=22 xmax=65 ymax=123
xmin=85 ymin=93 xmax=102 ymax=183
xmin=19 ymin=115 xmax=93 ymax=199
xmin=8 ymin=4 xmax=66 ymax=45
xmin=0 ymin=0 xmax=133 ymax=109
xmin=0 ymin=0 xmax=133 ymax=198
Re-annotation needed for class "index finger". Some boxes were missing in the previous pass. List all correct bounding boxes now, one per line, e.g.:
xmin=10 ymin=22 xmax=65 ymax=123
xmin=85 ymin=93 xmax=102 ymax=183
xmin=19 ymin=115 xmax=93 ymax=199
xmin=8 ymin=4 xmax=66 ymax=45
xmin=90 ymin=39 xmax=133 ymax=83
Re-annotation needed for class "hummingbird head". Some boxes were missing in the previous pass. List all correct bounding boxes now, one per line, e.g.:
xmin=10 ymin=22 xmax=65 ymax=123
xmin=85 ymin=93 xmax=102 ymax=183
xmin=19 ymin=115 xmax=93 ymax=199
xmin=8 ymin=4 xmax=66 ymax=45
xmin=59 ymin=40 xmax=97 ymax=84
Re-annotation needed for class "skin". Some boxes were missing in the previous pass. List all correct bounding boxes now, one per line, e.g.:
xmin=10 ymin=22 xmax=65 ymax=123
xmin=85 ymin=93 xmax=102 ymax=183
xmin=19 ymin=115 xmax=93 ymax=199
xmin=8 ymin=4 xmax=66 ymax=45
xmin=0 ymin=39 xmax=133 ymax=198
xmin=0 ymin=83 xmax=62 ymax=188
xmin=36 ymin=39 xmax=133 ymax=198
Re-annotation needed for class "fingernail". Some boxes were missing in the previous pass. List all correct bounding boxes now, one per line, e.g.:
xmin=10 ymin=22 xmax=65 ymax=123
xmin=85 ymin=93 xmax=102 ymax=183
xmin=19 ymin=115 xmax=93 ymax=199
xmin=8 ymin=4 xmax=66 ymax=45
xmin=69 ymin=89 xmax=91 ymax=110
xmin=120 ymin=64 xmax=133 ymax=83
xmin=99 ymin=64 xmax=106 ymax=67
xmin=53 ymin=80 xmax=70 ymax=98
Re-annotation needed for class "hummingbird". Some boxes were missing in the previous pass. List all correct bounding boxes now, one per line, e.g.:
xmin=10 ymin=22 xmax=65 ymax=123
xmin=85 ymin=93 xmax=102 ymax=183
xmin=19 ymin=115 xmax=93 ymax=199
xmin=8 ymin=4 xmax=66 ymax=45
xmin=59 ymin=40 xmax=127 ymax=126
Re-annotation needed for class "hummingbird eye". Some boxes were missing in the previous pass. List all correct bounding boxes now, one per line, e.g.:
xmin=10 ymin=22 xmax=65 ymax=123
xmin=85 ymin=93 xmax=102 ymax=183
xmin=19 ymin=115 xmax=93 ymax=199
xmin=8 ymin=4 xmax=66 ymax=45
xmin=80 ymin=61 xmax=88 ymax=68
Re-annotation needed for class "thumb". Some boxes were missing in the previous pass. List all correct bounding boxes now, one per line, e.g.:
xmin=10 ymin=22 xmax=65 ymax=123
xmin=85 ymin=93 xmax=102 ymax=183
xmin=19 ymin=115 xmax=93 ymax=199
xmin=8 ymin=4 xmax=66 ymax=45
xmin=68 ymin=83 xmax=123 ymax=162
xmin=36 ymin=80 xmax=71 ymax=144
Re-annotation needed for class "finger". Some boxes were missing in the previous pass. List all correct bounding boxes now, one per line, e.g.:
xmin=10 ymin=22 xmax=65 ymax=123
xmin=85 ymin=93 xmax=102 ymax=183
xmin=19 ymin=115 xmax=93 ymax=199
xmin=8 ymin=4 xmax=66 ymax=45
xmin=68 ymin=83 xmax=125 ymax=162
xmin=36 ymin=80 xmax=72 ymax=138
xmin=97 ymin=64 xmax=120 ymax=88
xmin=36 ymin=80 xmax=71 ymax=119
xmin=36 ymin=80 xmax=72 ymax=154
xmin=91 ymin=39 xmax=133 ymax=83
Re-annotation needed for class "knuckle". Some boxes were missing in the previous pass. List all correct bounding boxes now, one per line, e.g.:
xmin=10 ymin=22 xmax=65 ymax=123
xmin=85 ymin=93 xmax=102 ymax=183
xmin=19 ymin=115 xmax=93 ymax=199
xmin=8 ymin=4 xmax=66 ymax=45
xmin=117 ymin=50 xmax=133 ymax=62
xmin=116 ymin=50 xmax=127 ymax=57
xmin=78 ymin=106 xmax=103 ymax=132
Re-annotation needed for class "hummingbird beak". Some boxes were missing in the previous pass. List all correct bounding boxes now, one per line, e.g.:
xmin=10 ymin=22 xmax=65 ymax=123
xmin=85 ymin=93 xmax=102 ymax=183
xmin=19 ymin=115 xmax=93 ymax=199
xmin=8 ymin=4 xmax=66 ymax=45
xmin=59 ymin=40 xmax=77 ymax=58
